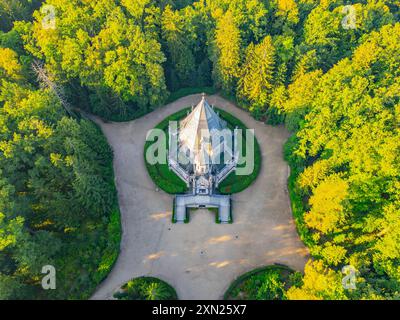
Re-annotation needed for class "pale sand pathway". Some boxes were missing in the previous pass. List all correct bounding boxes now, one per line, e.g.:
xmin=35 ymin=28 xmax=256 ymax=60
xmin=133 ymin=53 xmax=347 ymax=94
xmin=91 ymin=94 xmax=309 ymax=300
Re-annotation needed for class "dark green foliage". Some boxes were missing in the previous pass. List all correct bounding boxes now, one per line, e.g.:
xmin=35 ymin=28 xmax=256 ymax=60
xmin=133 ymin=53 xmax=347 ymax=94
xmin=265 ymin=106 xmax=285 ymax=125
xmin=224 ymin=265 xmax=296 ymax=300
xmin=284 ymin=136 xmax=314 ymax=248
xmin=1 ymin=0 xmax=400 ymax=301
xmin=0 ymin=45 xmax=121 ymax=299
xmin=144 ymin=108 xmax=190 ymax=194
xmin=0 ymin=0 xmax=42 ymax=32
xmin=146 ymin=160 xmax=188 ymax=194
xmin=113 ymin=277 xmax=178 ymax=300
xmin=0 ymin=114 xmax=122 ymax=299
xmin=4 ymin=0 xmax=397 ymax=124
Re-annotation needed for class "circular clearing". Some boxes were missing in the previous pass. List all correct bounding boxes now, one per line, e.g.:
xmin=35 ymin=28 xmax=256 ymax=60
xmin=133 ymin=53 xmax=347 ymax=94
xmin=144 ymin=107 xmax=261 ymax=195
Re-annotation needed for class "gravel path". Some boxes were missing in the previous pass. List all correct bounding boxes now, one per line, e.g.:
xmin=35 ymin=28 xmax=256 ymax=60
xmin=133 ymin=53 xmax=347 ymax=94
xmin=91 ymin=94 xmax=309 ymax=300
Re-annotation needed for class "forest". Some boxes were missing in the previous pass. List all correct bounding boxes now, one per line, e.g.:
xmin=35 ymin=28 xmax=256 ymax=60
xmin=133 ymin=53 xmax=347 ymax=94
xmin=0 ymin=0 xmax=399 ymax=299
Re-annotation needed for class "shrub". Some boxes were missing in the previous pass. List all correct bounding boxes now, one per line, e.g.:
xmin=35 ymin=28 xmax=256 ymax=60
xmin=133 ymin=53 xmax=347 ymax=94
xmin=284 ymin=136 xmax=315 ymax=248
xmin=113 ymin=277 xmax=178 ymax=300
xmin=224 ymin=265 xmax=295 ymax=300
xmin=93 ymin=208 xmax=121 ymax=284
xmin=144 ymin=107 xmax=261 ymax=195
xmin=255 ymin=270 xmax=286 ymax=300
xmin=144 ymin=108 xmax=190 ymax=194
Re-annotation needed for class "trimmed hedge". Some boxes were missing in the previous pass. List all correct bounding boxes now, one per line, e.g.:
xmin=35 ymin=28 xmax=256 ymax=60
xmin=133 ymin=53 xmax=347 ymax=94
xmin=283 ymin=135 xmax=315 ymax=248
xmin=144 ymin=106 xmax=261 ymax=195
xmin=224 ymin=265 xmax=297 ymax=300
xmin=113 ymin=277 xmax=178 ymax=300
xmin=144 ymin=108 xmax=191 ymax=194
xmin=215 ymin=108 xmax=261 ymax=194
xmin=93 ymin=207 xmax=122 ymax=284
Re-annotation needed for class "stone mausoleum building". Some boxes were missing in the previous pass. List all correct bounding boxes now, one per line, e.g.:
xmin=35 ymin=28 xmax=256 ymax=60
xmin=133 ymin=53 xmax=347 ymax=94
xmin=168 ymin=94 xmax=239 ymax=223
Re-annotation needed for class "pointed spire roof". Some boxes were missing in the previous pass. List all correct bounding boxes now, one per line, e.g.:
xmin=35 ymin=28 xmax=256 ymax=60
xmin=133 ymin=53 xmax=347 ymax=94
xmin=179 ymin=94 xmax=226 ymax=154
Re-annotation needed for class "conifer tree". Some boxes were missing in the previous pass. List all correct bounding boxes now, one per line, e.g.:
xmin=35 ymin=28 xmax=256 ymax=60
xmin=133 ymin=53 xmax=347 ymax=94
xmin=211 ymin=10 xmax=242 ymax=93
xmin=237 ymin=35 xmax=275 ymax=116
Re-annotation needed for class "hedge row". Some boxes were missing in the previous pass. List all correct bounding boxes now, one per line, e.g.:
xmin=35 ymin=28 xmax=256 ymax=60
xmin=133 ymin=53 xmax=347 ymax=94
xmin=144 ymin=108 xmax=190 ymax=194
xmin=113 ymin=276 xmax=178 ymax=300
xmin=144 ymin=106 xmax=261 ymax=196
xmin=215 ymin=108 xmax=261 ymax=194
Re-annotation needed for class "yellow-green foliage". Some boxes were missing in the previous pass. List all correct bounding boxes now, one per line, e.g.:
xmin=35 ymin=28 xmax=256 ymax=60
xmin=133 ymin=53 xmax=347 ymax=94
xmin=287 ymin=260 xmax=347 ymax=300
xmin=285 ymin=23 xmax=400 ymax=299
xmin=0 ymin=48 xmax=121 ymax=299
xmin=1 ymin=0 xmax=399 ymax=300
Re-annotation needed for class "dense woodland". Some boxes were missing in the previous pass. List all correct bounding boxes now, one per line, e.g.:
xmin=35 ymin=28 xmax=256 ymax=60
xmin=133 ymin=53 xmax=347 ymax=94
xmin=0 ymin=0 xmax=399 ymax=299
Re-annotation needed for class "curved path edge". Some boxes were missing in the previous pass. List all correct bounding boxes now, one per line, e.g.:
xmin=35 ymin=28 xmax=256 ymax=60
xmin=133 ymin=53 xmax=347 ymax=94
xmin=90 ymin=94 xmax=309 ymax=300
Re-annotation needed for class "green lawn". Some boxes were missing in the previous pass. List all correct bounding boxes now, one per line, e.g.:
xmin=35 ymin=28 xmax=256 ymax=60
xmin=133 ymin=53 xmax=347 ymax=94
xmin=224 ymin=265 xmax=299 ymax=300
xmin=144 ymin=108 xmax=191 ymax=194
xmin=215 ymin=108 xmax=261 ymax=194
xmin=113 ymin=277 xmax=178 ymax=300
xmin=144 ymin=107 xmax=261 ymax=195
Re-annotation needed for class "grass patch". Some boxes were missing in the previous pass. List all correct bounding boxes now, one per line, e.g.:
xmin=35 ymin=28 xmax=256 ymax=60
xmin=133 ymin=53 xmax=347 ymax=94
xmin=144 ymin=106 xmax=261 ymax=195
xmin=144 ymin=108 xmax=191 ymax=194
xmin=215 ymin=108 xmax=261 ymax=194
xmin=209 ymin=207 xmax=221 ymax=224
xmin=172 ymin=197 xmax=177 ymax=223
xmin=229 ymin=198 xmax=233 ymax=223
xmin=93 ymin=207 xmax=121 ymax=284
xmin=113 ymin=277 xmax=178 ymax=300
xmin=224 ymin=265 xmax=299 ymax=300
xmin=185 ymin=207 xmax=190 ymax=223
